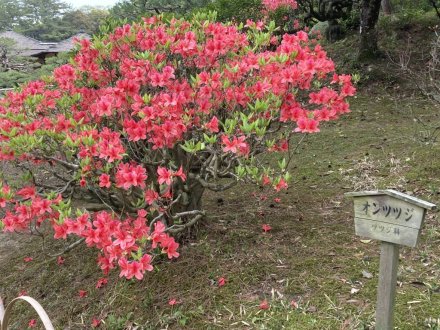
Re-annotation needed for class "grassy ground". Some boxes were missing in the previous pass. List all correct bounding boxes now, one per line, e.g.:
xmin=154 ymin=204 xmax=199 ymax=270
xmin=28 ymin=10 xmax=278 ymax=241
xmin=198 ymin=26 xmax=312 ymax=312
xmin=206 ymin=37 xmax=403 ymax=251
xmin=1 ymin=13 xmax=440 ymax=330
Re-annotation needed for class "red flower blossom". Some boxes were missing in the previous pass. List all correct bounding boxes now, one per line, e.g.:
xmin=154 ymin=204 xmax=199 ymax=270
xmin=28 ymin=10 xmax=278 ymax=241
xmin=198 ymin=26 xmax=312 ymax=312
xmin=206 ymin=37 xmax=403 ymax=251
xmin=218 ymin=277 xmax=226 ymax=287
xmin=294 ymin=117 xmax=320 ymax=133
xmin=115 ymin=163 xmax=147 ymax=190
xmin=157 ymin=167 xmax=172 ymax=186
xmin=259 ymin=299 xmax=270 ymax=310
xmin=99 ymin=174 xmax=111 ymax=188
xmin=275 ymin=179 xmax=288 ymax=191
xmin=28 ymin=319 xmax=37 ymax=328
xmin=262 ymin=0 xmax=297 ymax=11
xmin=78 ymin=290 xmax=88 ymax=298
xmin=17 ymin=186 xmax=36 ymax=199
xmin=57 ymin=256 xmax=65 ymax=265
xmin=206 ymin=116 xmax=219 ymax=133
xmin=168 ymin=298 xmax=179 ymax=306
xmin=144 ymin=189 xmax=159 ymax=205
xmin=91 ymin=318 xmax=101 ymax=328
xmin=96 ymin=277 xmax=108 ymax=288
xmin=262 ymin=224 xmax=272 ymax=232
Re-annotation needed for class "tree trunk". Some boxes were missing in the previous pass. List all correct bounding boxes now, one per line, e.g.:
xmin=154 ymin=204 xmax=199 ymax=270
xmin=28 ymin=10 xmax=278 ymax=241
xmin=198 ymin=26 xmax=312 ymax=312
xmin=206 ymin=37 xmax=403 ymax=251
xmin=381 ymin=0 xmax=392 ymax=15
xmin=358 ymin=0 xmax=382 ymax=61
xmin=171 ymin=177 xmax=205 ymax=225
xmin=167 ymin=178 xmax=205 ymax=238
xmin=325 ymin=19 xmax=344 ymax=43
xmin=180 ymin=179 xmax=204 ymax=213
xmin=429 ymin=0 xmax=440 ymax=19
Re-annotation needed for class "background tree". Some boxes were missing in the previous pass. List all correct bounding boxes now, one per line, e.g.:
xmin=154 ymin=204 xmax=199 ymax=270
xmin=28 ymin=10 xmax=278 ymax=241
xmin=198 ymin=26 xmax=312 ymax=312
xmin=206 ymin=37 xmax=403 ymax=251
xmin=18 ymin=0 xmax=70 ymax=25
xmin=17 ymin=0 xmax=71 ymax=40
xmin=61 ymin=8 xmax=109 ymax=36
xmin=17 ymin=19 xmax=74 ymax=41
xmin=428 ymin=0 xmax=440 ymax=18
xmin=110 ymin=0 xmax=211 ymax=21
xmin=358 ymin=0 xmax=382 ymax=60
xmin=0 ymin=0 xmax=23 ymax=29
xmin=297 ymin=0 xmax=354 ymax=41
xmin=205 ymin=0 xmax=264 ymax=23
xmin=381 ymin=0 xmax=392 ymax=15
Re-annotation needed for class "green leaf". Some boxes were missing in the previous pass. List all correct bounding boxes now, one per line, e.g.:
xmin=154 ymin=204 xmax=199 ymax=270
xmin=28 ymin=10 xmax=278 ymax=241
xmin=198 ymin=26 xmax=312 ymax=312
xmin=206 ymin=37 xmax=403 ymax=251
xmin=278 ymin=158 xmax=287 ymax=170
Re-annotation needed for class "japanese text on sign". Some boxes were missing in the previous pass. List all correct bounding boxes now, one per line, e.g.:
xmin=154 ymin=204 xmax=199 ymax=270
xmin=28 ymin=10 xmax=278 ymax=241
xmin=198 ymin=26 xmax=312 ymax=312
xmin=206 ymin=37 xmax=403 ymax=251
xmin=362 ymin=201 xmax=414 ymax=222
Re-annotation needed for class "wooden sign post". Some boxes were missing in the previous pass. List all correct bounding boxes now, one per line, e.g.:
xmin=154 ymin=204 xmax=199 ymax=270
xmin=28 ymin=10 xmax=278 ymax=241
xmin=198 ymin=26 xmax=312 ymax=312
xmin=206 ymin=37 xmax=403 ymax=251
xmin=345 ymin=190 xmax=436 ymax=330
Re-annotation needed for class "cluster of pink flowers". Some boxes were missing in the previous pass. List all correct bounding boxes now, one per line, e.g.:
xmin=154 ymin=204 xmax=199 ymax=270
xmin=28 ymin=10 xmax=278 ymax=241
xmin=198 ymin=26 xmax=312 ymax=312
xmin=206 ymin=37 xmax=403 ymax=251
xmin=262 ymin=0 xmax=298 ymax=11
xmin=0 ymin=15 xmax=354 ymax=280
xmin=2 ymin=182 xmax=177 ymax=280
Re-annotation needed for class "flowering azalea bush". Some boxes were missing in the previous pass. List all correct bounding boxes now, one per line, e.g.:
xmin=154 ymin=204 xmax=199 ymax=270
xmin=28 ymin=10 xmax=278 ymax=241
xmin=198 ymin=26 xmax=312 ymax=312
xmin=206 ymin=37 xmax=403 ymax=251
xmin=0 ymin=11 xmax=355 ymax=281
xmin=262 ymin=0 xmax=298 ymax=11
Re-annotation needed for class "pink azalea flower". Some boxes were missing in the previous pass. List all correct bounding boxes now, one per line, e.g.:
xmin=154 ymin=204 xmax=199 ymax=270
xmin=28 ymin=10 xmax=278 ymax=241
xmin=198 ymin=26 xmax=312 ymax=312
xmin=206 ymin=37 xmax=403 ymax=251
xmin=206 ymin=116 xmax=219 ymax=132
xmin=218 ymin=277 xmax=226 ymax=287
xmin=91 ymin=318 xmax=101 ymax=328
xmin=157 ymin=167 xmax=172 ymax=185
xmin=28 ymin=319 xmax=37 ymax=328
xmin=57 ymin=256 xmax=65 ymax=265
xmin=99 ymin=174 xmax=111 ymax=188
xmin=259 ymin=299 xmax=270 ymax=310
xmin=275 ymin=179 xmax=288 ymax=191
xmin=78 ymin=290 xmax=88 ymax=298
xmin=262 ymin=224 xmax=272 ymax=232
xmin=96 ymin=277 xmax=108 ymax=289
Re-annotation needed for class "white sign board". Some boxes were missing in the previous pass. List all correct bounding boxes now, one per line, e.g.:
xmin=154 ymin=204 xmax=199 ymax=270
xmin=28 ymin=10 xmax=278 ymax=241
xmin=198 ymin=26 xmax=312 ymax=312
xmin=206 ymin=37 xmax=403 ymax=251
xmin=346 ymin=190 xmax=436 ymax=247
xmin=346 ymin=189 xmax=436 ymax=330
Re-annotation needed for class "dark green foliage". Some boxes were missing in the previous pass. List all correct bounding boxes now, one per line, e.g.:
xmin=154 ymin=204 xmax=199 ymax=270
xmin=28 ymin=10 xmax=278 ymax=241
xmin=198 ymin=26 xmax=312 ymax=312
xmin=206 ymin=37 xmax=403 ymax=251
xmin=61 ymin=9 xmax=109 ymax=36
xmin=18 ymin=20 xmax=73 ymax=41
xmin=0 ymin=0 xmax=22 ymax=29
xmin=18 ymin=0 xmax=71 ymax=25
xmin=205 ymin=0 xmax=264 ymax=23
xmin=427 ymin=0 xmax=440 ymax=18
xmin=296 ymin=0 xmax=354 ymax=23
xmin=392 ymin=0 xmax=435 ymax=12
xmin=20 ymin=8 xmax=109 ymax=41
xmin=0 ymin=70 xmax=36 ymax=88
xmin=110 ymin=0 xmax=210 ymax=22
xmin=295 ymin=0 xmax=355 ymax=42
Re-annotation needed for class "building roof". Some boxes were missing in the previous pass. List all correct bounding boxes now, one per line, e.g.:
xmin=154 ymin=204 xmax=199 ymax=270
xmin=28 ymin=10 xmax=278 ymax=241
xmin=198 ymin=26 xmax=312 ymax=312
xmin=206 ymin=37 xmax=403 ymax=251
xmin=0 ymin=30 xmax=49 ymax=56
xmin=49 ymin=33 xmax=91 ymax=52
xmin=0 ymin=30 xmax=91 ymax=57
